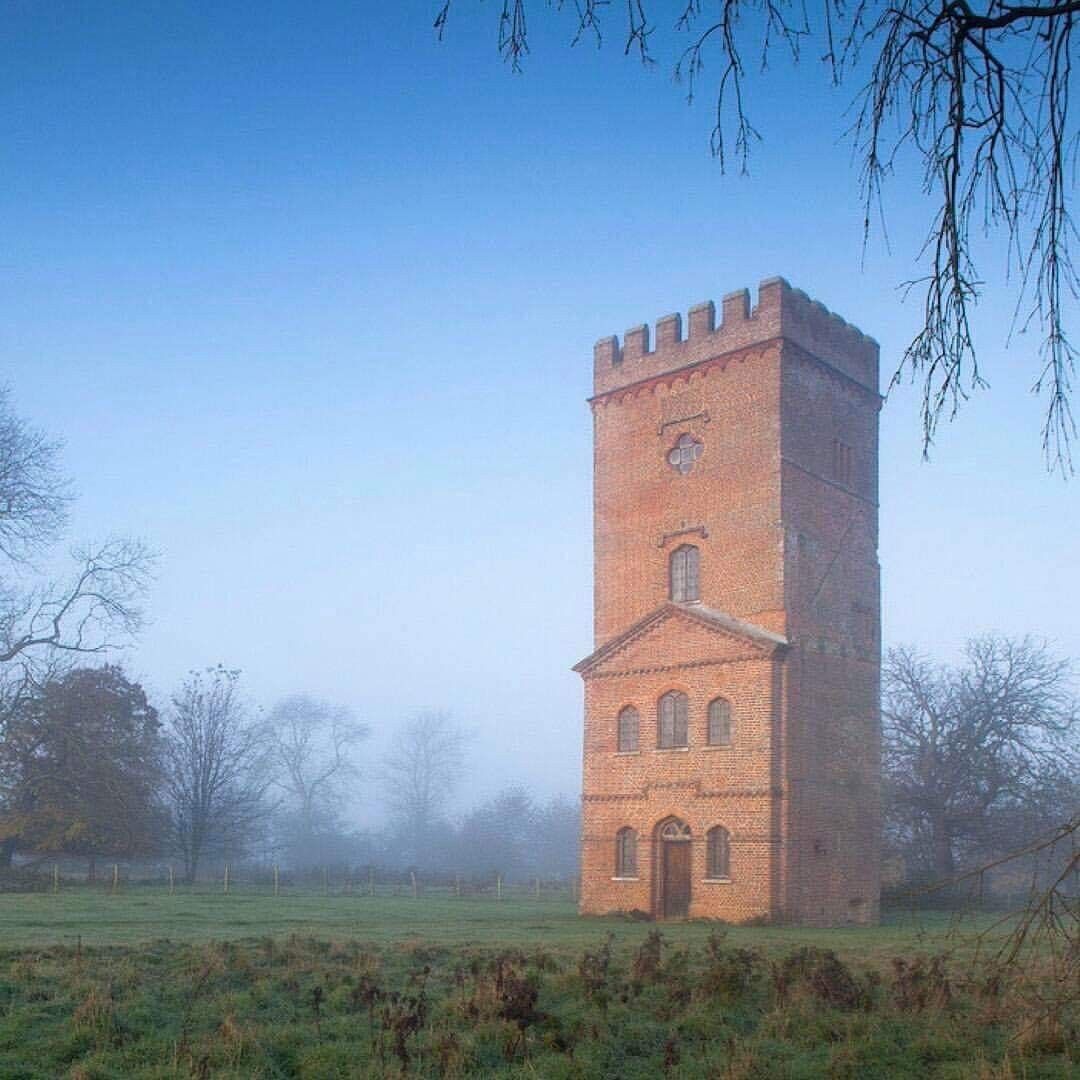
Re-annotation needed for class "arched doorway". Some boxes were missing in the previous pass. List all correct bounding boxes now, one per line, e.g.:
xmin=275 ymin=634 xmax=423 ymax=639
xmin=655 ymin=818 xmax=692 ymax=918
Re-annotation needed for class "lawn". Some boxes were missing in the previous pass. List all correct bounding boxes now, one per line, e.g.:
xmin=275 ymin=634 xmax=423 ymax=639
xmin=0 ymin=889 xmax=1071 ymax=1078
xmin=0 ymin=886 xmax=983 ymax=956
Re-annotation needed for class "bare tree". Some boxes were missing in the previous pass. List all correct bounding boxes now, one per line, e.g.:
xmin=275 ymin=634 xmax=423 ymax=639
xmin=0 ymin=387 xmax=153 ymax=670
xmin=436 ymin=1 xmax=1079 ymax=470
xmin=268 ymin=694 xmax=368 ymax=854
xmin=0 ymin=386 xmax=70 ymax=564
xmin=380 ymin=711 xmax=468 ymax=864
xmin=164 ymin=667 xmax=272 ymax=883
xmin=883 ymin=635 xmax=1078 ymax=884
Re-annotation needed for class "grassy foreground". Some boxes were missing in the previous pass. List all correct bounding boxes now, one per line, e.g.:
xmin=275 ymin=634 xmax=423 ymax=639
xmin=0 ymin=889 xmax=1073 ymax=1078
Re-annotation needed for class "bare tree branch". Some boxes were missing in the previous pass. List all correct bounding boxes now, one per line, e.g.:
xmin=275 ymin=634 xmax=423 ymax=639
xmin=0 ymin=386 xmax=71 ymax=565
xmin=439 ymin=0 xmax=1080 ymax=470
xmin=0 ymin=539 xmax=155 ymax=664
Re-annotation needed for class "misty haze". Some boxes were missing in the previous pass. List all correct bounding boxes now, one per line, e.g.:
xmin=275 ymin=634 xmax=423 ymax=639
xmin=0 ymin=3 xmax=1076 ymax=1077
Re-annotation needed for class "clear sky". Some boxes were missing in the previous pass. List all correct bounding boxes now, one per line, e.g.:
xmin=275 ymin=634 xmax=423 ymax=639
xmin=2 ymin=3 xmax=1076 ymax=820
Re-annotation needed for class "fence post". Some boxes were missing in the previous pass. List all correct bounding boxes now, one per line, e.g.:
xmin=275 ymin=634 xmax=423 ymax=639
xmin=410 ymin=870 xmax=417 ymax=899
xmin=169 ymin=865 xmax=175 ymax=895
xmin=369 ymin=866 xmax=375 ymax=897
xmin=112 ymin=864 xmax=118 ymax=895
xmin=274 ymin=865 xmax=280 ymax=897
xmin=224 ymin=863 xmax=230 ymax=895
xmin=455 ymin=873 xmax=461 ymax=898
xmin=496 ymin=874 xmax=502 ymax=901
xmin=53 ymin=864 xmax=59 ymax=894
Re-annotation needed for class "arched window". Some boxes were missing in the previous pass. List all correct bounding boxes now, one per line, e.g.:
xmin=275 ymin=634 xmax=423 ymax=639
xmin=707 ymin=697 xmax=732 ymax=746
xmin=617 ymin=706 xmax=639 ymax=752
xmin=658 ymin=818 xmax=691 ymax=841
xmin=615 ymin=827 xmax=638 ymax=877
xmin=669 ymin=545 xmax=700 ymax=602
xmin=706 ymin=827 xmax=731 ymax=880
xmin=658 ymin=691 xmax=689 ymax=748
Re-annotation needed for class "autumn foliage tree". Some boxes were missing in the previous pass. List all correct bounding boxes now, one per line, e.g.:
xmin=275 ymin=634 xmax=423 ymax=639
xmin=0 ymin=665 xmax=166 ymax=877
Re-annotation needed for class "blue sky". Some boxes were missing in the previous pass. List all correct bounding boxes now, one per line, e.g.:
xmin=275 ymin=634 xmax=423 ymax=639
xmin=2 ymin=3 xmax=1076 ymax=818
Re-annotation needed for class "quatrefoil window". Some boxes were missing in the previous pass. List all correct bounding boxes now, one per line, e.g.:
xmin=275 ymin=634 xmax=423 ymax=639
xmin=667 ymin=433 xmax=703 ymax=474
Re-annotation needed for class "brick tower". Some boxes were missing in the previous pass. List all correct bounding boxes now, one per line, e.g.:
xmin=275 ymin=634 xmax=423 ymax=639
xmin=574 ymin=278 xmax=881 ymax=926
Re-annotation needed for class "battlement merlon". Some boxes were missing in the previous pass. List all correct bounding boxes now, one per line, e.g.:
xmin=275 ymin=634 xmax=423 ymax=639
xmin=592 ymin=277 xmax=879 ymax=398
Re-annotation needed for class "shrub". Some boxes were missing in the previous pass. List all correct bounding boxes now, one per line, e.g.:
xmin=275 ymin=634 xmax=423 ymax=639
xmin=772 ymin=947 xmax=868 ymax=1011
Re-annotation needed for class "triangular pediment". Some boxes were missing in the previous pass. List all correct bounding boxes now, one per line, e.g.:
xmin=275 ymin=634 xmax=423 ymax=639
xmin=574 ymin=603 xmax=787 ymax=678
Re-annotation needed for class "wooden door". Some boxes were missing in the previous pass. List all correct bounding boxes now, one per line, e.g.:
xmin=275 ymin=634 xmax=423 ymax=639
xmin=662 ymin=841 xmax=691 ymax=918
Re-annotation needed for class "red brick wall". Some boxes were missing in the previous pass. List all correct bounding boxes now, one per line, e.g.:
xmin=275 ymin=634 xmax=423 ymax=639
xmin=579 ymin=278 xmax=881 ymax=926
xmin=778 ymin=340 xmax=882 ymax=925
xmin=592 ymin=344 xmax=784 ymax=644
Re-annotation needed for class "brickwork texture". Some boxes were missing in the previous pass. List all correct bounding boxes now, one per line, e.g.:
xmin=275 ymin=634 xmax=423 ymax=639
xmin=576 ymin=277 xmax=881 ymax=926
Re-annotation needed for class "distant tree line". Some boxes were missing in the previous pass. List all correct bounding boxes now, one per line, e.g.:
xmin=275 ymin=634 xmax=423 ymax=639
xmin=0 ymin=386 xmax=1074 ymax=898
xmin=0 ymin=658 xmax=581 ymax=883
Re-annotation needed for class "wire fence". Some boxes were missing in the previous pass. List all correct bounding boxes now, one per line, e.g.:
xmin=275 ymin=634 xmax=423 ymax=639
xmin=7 ymin=860 xmax=582 ymax=903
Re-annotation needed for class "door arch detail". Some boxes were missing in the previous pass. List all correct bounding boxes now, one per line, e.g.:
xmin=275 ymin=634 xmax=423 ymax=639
xmin=655 ymin=817 xmax=692 ymax=918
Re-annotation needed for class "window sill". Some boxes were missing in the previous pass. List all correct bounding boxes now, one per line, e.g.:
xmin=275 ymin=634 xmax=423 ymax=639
xmin=703 ymin=877 xmax=732 ymax=884
xmin=703 ymin=744 xmax=733 ymax=751
xmin=611 ymin=877 xmax=640 ymax=882
xmin=614 ymin=750 xmax=641 ymax=756
xmin=657 ymin=745 xmax=690 ymax=752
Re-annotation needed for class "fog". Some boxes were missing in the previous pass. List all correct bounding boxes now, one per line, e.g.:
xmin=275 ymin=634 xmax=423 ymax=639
xmin=3 ymin=4 xmax=1078 ymax=840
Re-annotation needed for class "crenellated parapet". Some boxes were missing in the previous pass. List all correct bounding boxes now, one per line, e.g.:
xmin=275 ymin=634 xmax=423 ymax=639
xmin=593 ymin=277 xmax=879 ymax=399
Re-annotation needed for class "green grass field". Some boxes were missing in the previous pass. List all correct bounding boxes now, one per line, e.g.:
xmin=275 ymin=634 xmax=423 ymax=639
xmin=0 ymin=886 xmax=974 ymax=954
xmin=0 ymin=889 xmax=1072 ymax=1078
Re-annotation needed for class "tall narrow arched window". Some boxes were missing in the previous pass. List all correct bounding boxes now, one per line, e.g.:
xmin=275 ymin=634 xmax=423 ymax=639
xmin=706 ymin=827 xmax=731 ymax=880
xmin=707 ymin=697 xmax=732 ymax=746
xmin=669 ymin=545 xmax=700 ymax=602
xmin=615 ymin=827 xmax=638 ymax=877
xmin=617 ymin=706 xmax=639 ymax=752
xmin=658 ymin=691 xmax=689 ymax=748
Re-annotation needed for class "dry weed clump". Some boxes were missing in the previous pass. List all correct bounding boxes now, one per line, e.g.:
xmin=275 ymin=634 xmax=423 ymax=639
xmin=71 ymin=983 xmax=116 ymax=1042
xmin=890 ymin=952 xmax=952 ymax=1011
xmin=217 ymin=1011 xmax=257 ymax=1066
xmin=577 ymin=933 xmax=614 ymax=1007
xmin=772 ymin=946 xmax=870 ymax=1011
xmin=630 ymin=928 xmax=664 ymax=990
xmin=698 ymin=930 xmax=763 ymax=1003
xmin=1013 ymin=1012 xmax=1071 ymax=1058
